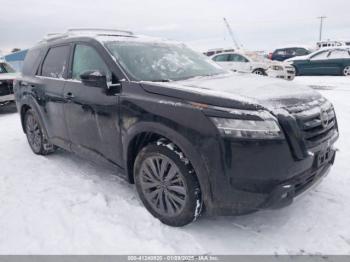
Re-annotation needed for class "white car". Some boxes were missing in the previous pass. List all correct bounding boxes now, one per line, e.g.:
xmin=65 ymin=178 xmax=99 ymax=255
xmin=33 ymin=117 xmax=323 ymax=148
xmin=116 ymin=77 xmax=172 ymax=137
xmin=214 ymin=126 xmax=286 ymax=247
xmin=0 ymin=61 xmax=18 ymax=106
xmin=211 ymin=51 xmax=295 ymax=80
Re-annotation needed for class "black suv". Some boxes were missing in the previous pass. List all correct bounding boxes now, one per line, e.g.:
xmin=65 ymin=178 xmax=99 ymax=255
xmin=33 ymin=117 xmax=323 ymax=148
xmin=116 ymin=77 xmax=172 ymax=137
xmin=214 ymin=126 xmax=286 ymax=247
xmin=14 ymin=29 xmax=338 ymax=227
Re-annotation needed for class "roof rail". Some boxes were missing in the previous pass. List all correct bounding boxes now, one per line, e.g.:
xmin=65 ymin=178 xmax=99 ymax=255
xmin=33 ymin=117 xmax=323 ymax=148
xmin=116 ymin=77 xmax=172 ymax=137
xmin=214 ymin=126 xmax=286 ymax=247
xmin=67 ymin=28 xmax=134 ymax=35
xmin=40 ymin=28 xmax=134 ymax=43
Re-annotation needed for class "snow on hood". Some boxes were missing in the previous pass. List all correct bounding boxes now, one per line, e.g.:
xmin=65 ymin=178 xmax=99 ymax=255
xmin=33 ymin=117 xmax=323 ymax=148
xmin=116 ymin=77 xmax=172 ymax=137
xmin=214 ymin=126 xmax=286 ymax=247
xmin=142 ymin=73 xmax=321 ymax=110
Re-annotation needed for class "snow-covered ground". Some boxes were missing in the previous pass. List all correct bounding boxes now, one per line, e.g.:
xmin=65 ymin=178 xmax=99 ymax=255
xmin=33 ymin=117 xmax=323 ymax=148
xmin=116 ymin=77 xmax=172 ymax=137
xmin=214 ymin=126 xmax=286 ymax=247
xmin=0 ymin=76 xmax=349 ymax=255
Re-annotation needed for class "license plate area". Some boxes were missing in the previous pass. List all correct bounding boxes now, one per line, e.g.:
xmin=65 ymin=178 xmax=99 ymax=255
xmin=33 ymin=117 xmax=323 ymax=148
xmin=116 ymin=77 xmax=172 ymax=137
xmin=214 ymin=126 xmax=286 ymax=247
xmin=317 ymin=147 xmax=332 ymax=167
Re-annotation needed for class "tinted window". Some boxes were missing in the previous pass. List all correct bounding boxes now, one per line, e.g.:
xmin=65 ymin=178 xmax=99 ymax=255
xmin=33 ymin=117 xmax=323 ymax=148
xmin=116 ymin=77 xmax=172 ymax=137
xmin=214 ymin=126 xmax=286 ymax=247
xmin=22 ymin=48 xmax=42 ymax=76
xmin=295 ymin=48 xmax=309 ymax=56
xmin=329 ymin=50 xmax=350 ymax=59
xmin=213 ymin=54 xmax=230 ymax=62
xmin=275 ymin=50 xmax=288 ymax=56
xmin=41 ymin=45 xmax=70 ymax=79
xmin=311 ymin=51 xmax=330 ymax=60
xmin=72 ymin=45 xmax=110 ymax=80
xmin=231 ymin=54 xmax=249 ymax=62
xmin=105 ymin=41 xmax=224 ymax=81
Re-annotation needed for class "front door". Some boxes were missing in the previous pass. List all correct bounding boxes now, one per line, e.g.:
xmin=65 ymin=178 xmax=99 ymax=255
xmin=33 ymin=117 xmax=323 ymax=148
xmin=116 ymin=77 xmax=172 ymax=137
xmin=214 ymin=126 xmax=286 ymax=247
xmin=63 ymin=43 xmax=122 ymax=166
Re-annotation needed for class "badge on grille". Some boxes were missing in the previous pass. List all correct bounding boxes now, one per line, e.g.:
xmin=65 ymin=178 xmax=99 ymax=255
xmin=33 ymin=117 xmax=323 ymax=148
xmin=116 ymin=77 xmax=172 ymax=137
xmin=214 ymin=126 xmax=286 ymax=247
xmin=320 ymin=108 xmax=329 ymax=128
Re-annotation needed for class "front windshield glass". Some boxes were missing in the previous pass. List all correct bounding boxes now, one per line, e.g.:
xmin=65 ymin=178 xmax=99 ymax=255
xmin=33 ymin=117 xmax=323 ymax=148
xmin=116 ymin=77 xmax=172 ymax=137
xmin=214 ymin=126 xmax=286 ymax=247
xmin=104 ymin=41 xmax=226 ymax=81
xmin=0 ymin=63 xmax=15 ymax=73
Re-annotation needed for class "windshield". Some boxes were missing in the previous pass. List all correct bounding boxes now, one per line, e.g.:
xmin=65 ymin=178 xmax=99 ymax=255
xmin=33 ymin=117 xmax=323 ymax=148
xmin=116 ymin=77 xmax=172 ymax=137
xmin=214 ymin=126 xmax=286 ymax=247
xmin=0 ymin=63 xmax=15 ymax=73
xmin=104 ymin=41 xmax=226 ymax=81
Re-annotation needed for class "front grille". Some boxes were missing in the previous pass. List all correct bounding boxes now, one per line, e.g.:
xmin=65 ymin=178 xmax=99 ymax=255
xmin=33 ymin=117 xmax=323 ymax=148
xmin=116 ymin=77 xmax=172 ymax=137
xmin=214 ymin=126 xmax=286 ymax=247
xmin=286 ymin=98 xmax=338 ymax=148
xmin=0 ymin=79 xmax=14 ymax=96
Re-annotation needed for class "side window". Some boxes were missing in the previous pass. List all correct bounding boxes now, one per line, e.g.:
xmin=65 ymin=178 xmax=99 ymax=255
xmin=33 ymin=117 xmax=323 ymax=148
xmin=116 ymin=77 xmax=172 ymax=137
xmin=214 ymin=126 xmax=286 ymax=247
xmin=311 ymin=51 xmax=330 ymax=60
xmin=329 ymin=50 xmax=350 ymax=59
xmin=41 ymin=45 xmax=70 ymax=78
xmin=72 ymin=45 xmax=110 ymax=80
xmin=275 ymin=50 xmax=286 ymax=56
xmin=295 ymin=48 xmax=308 ymax=56
xmin=213 ymin=54 xmax=230 ymax=62
xmin=231 ymin=54 xmax=248 ymax=62
xmin=286 ymin=49 xmax=296 ymax=56
xmin=23 ymin=48 xmax=42 ymax=76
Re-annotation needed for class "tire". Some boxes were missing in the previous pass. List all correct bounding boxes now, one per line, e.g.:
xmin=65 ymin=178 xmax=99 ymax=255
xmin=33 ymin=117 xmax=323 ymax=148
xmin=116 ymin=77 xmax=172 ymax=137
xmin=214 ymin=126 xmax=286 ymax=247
xmin=343 ymin=66 xmax=350 ymax=76
xmin=24 ymin=109 xmax=56 ymax=155
xmin=252 ymin=68 xmax=266 ymax=76
xmin=134 ymin=140 xmax=202 ymax=227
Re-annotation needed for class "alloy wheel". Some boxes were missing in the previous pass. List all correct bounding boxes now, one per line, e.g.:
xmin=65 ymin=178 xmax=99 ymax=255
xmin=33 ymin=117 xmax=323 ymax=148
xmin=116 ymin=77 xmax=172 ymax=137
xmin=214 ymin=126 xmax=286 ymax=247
xmin=343 ymin=66 xmax=350 ymax=76
xmin=139 ymin=155 xmax=187 ymax=216
xmin=25 ymin=113 xmax=42 ymax=152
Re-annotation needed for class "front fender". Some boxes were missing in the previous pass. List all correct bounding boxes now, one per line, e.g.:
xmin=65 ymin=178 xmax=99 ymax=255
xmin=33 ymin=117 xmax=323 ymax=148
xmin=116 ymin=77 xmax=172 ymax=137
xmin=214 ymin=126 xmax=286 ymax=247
xmin=123 ymin=121 xmax=213 ymax=208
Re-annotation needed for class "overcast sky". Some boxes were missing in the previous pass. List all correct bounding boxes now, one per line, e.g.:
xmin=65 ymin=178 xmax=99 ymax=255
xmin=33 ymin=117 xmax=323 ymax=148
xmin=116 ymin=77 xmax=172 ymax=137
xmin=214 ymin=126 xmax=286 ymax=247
xmin=1 ymin=0 xmax=349 ymax=54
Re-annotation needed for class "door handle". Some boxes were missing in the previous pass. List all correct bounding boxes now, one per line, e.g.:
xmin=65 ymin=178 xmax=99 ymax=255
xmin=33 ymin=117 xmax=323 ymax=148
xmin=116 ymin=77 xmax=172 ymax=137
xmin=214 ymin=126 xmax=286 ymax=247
xmin=64 ymin=92 xmax=75 ymax=99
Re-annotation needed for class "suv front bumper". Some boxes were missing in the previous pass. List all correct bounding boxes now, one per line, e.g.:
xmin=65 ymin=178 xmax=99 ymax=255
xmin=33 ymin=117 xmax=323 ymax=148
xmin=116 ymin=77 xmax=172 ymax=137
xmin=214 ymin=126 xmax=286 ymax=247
xmin=203 ymin=134 xmax=337 ymax=216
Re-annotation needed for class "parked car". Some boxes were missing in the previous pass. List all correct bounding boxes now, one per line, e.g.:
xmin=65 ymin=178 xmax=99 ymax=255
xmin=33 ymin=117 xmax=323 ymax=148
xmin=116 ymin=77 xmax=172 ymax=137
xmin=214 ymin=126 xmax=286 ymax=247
xmin=211 ymin=51 xmax=295 ymax=80
xmin=270 ymin=47 xmax=311 ymax=61
xmin=0 ymin=61 xmax=18 ymax=106
xmin=316 ymin=40 xmax=350 ymax=49
xmin=203 ymin=48 xmax=235 ymax=57
xmin=287 ymin=47 xmax=350 ymax=76
xmin=15 ymin=29 xmax=338 ymax=226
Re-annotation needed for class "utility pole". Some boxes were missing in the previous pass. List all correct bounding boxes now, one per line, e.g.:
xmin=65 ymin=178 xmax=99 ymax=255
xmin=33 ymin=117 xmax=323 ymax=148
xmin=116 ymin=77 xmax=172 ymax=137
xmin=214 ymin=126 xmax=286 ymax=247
xmin=317 ymin=16 xmax=327 ymax=41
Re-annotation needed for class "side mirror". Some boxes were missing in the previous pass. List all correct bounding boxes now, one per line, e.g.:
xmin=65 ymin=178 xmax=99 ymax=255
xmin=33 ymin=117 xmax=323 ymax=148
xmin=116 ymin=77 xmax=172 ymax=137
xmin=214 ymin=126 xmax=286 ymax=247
xmin=80 ymin=70 xmax=107 ymax=88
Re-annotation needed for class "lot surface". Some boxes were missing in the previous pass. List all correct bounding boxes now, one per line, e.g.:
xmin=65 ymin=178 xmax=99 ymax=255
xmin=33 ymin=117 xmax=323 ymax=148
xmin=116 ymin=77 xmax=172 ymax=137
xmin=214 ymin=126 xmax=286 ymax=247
xmin=0 ymin=76 xmax=349 ymax=255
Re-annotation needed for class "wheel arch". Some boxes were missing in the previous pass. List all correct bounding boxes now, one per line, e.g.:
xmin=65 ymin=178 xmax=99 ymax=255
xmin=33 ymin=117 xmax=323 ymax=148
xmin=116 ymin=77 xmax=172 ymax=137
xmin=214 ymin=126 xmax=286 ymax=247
xmin=19 ymin=96 xmax=48 ymax=138
xmin=123 ymin=122 xmax=212 ymax=205
xmin=252 ymin=68 xmax=267 ymax=75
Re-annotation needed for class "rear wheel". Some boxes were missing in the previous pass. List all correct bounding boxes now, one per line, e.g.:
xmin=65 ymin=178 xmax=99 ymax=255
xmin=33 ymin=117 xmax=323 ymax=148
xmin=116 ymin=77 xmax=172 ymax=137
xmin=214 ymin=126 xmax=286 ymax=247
xmin=24 ymin=109 xmax=56 ymax=155
xmin=343 ymin=66 xmax=350 ymax=76
xmin=134 ymin=140 xmax=202 ymax=227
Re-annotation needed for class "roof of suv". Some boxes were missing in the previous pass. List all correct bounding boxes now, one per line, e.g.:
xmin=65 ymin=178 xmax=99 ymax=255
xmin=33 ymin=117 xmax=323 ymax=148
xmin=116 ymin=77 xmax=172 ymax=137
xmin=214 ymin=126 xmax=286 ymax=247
xmin=38 ymin=28 xmax=178 ymax=46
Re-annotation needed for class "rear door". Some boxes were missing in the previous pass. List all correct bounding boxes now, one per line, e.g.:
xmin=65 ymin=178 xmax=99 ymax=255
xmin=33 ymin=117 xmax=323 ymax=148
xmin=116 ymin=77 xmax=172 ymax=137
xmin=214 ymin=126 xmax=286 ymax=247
xmin=36 ymin=45 xmax=71 ymax=148
xmin=230 ymin=54 xmax=251 ymax=72
xmin=301 ymin=50 xmax=331 ymax=75
xmin=327 ymin=49 xmax=350 ymax=75
xmin=63 ymin=43 xmax=122 ymax=166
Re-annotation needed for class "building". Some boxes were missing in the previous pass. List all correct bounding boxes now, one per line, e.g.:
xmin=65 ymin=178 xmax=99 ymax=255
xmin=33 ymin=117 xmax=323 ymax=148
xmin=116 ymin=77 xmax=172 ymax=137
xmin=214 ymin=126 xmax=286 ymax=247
xmin=0 ymin=49 xmax=28 ymax=72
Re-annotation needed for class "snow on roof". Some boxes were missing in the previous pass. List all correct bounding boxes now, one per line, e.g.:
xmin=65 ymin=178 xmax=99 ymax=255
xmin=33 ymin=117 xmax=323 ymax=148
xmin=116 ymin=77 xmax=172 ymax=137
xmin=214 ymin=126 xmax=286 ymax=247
xmin=39 ymin=28 xmax=135 ymax=43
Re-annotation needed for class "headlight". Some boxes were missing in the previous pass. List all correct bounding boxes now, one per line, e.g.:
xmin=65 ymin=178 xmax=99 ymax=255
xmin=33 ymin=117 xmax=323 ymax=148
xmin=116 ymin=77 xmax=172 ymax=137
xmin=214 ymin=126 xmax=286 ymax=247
xmin=210 ymin=116 xmax=283 ymax=139
xmin=270 ymin=65 xmax=284 ymax=71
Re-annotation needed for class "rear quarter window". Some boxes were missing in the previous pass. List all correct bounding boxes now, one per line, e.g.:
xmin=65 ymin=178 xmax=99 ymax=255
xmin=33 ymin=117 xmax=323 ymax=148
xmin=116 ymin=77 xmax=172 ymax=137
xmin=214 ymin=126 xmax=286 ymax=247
xmin=41 ymin=45 xmax=70 ymax=79
xmin=22 ymin=48 xmax=43 ymax=76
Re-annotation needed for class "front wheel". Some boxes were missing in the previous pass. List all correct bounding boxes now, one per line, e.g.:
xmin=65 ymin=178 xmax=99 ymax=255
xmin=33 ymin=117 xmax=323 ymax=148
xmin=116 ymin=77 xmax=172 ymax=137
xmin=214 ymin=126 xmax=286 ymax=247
xmin=24 ymin=109 xmax=56 ymax=155
xmin=134 ymin=140 xmax=202 ymax=227
xmin=343 ymin=66 xmax=350 ymax=76
xmin=252 ymin=68 xmax=266 ymax=76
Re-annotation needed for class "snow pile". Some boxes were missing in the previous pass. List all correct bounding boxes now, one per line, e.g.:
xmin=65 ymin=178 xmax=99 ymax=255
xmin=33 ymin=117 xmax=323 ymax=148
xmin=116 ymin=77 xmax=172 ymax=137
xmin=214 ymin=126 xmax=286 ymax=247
xmin=0 ymin=76 xmax=350 ymax=255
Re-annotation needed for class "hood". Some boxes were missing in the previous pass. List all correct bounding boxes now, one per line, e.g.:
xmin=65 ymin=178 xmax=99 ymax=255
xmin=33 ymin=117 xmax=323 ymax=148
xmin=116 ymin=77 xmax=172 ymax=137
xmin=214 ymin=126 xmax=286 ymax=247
xmin=0 ymin=73 xmax=19 ymax=81
xmin=141 ymin=73 xmax=321 ymax=111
